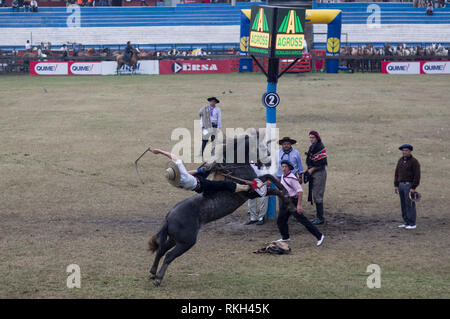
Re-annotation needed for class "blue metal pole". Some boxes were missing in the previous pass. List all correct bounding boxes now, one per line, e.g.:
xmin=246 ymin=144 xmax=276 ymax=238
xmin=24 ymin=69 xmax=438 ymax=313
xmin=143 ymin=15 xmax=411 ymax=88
xmin=265 ymin=79 xmax=277 ymax=219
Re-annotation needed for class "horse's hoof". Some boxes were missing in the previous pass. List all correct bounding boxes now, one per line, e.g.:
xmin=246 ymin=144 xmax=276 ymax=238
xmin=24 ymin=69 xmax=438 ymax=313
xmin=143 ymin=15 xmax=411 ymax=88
xmin=149 ymin=273 xmax=156 ymax=280
xmin=153 ymin=279 xmax=161 ymax=287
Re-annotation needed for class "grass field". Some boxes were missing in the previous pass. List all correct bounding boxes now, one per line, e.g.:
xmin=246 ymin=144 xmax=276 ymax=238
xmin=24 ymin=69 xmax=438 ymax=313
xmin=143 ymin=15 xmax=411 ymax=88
xmin=0 ymin=73 xmax=449 ymax=298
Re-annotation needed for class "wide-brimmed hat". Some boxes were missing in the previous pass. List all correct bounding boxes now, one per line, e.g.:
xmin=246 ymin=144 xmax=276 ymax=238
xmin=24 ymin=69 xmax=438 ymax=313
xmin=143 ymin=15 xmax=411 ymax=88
xmin=165 ymin=161 xmax=181 ymax=186
xmin=278 ymin=136 xmax=297 ymax=145
xmin=207 ymin=97 xmax=220 ymax=103
xmin=409 ymin=191 xmax=422 ymax=202
xmin=399 ymin=144 xmax=413 ymax=151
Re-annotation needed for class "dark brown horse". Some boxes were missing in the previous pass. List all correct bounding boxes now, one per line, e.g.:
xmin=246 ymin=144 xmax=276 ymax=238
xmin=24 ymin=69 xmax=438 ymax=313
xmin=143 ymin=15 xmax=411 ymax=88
xmin=147 ymin=132 xmax=296 ymax=286
xmin=116 ymin=48 xmax=139 ymax=74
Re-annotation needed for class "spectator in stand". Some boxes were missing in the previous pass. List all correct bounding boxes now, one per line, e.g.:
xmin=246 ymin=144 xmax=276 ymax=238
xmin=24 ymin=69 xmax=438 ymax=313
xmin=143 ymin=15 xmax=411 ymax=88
xmin=30 ymin=0 xmax=38 ymax=12
xmin=18 ymin=0 xmax=24 ymax=8
xmin=87 ymin=0 xmax=93 ymax=6
xmin=77 ymin=0 xmax=83 ymax=6
xmin=25 ymin=40 xmax=32 ymax=51
xmin=23 ymin=0 xmax=30 ymax=11
xmin=12 ymin=0 xmax=20 ymax=11
xmin=62 ymin=44 xmax=69 ymax=58
xmin=0 ymin=0 xmax=5 ymax=8
xmin=37 ymin=45 xmax=47 ymax=59
xmin=140 ymin=0 xmax=148 ymax=6
xmin=426 ymin=0 xmax=434 ymax=15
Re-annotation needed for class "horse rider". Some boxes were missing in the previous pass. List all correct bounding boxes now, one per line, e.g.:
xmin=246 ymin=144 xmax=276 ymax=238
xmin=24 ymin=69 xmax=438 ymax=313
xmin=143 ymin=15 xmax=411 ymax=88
xmin=124 ymin=41 xmax=134 ymax=63
xmin=151 ymin=148 xmax=251 ymax=195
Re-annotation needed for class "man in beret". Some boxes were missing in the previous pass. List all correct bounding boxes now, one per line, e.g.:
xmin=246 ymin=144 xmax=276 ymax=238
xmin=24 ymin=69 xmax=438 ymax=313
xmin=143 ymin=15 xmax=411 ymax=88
xmin=276 ymin=160 xmax=324 ymax=246
xmin=199 ymin=97 xmax=222 ymax=157
xmin=394 ymin=144 xmax=421 ymax=229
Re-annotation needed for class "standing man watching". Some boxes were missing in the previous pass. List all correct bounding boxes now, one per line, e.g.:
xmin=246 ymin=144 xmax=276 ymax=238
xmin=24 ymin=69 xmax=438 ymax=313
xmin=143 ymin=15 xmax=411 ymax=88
xmin=305 ymin=130 xmax=328 ymax=225
xmin=276 ymin=137 xmax=304 ymax=216
xmin=277 ymin=137 xmax=304 ymax=181
xmin=199 ymin=97 xmax=222 ymax=157
xmin=246 ymin=161 xmax=268 ymax=225
xmin=394 ymin=144 xmax=421 ymax=229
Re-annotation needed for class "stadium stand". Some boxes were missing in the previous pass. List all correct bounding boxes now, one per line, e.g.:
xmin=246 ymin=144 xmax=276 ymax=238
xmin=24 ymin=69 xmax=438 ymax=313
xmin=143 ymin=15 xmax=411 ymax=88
xmin=1 ymin=2 xmax=449 ymax=51
xmin=313 ymin=2 xmax=450 ymax=49
xmin=0 ymin=2 xmax=265 ymax=50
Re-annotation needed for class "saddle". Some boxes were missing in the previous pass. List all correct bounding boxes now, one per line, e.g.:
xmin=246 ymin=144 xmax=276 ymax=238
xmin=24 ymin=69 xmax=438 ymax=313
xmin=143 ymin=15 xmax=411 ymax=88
xmin=123 ymin=53 xmax=132 ymax=63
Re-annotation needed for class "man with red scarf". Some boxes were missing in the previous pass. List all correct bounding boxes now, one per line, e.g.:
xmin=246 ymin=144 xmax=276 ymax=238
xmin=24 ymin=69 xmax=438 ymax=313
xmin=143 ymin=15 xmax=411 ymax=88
xmin=305 ymin=130 xmax=328 ymax=225
xmin=276 ymin=160 xmax=324 ymax=246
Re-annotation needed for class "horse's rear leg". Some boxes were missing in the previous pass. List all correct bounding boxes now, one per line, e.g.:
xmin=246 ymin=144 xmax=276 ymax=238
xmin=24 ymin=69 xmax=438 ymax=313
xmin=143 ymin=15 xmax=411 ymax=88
xmin=149 ymin=237 xmax=175 ymax=280
xmin=154 ymin=238 xmax=197 ymax=287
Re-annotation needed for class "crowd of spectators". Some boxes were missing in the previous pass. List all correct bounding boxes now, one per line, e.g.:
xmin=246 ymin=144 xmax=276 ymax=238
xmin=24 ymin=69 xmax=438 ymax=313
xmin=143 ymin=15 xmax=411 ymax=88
xmin=67 ymin=0 xmax=111 ymax=6
xmin=10 ymin=0 xmax=39 ymax=11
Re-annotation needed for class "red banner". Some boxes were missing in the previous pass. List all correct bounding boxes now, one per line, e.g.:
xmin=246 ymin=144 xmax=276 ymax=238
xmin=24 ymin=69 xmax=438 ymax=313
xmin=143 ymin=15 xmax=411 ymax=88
xmin=159 ymin=60 xmax=232 ymax=74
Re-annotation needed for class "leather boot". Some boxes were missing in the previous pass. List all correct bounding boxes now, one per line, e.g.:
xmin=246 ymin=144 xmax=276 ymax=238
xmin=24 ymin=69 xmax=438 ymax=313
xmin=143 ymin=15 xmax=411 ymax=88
xmin=311 ymin=203 xmax=325 ymax=225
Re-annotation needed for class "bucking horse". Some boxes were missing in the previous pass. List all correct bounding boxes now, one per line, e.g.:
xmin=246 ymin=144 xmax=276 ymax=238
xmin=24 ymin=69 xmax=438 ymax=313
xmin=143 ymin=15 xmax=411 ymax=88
xmin=147 ymin=130 xmax=297 ymax=286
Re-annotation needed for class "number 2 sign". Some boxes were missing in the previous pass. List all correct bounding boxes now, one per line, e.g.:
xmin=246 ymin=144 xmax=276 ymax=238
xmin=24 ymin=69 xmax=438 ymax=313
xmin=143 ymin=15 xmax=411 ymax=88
xmin=263 ymin=92 xmax=280 ymax=108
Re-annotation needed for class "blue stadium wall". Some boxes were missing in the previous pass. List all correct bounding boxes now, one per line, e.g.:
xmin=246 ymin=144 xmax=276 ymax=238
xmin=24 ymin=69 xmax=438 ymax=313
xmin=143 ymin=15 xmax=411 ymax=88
xmin=1 ymin=2 xmax=449 ymax=50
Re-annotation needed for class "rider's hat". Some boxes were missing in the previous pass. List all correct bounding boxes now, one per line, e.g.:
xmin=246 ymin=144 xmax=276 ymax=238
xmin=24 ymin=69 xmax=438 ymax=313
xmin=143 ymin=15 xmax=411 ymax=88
xmin=165 ymin=161 xmax=181 ymax=186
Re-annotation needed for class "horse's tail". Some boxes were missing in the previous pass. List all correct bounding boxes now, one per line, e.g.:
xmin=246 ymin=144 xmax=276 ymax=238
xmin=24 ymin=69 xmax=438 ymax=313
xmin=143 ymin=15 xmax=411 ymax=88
xmin=148 ymin=220 xmax=169 ymax=253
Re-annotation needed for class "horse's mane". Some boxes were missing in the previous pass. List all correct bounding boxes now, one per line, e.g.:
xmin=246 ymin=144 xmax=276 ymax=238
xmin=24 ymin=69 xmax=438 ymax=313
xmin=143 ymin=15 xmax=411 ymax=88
xmin=206 ymin=129 xmax=270 ymax=168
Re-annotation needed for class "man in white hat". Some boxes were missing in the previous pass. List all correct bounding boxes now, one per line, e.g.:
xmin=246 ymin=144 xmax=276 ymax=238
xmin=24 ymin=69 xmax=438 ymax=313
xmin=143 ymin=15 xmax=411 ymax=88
xmin=152 ymin=148 xmax=250 ymax=194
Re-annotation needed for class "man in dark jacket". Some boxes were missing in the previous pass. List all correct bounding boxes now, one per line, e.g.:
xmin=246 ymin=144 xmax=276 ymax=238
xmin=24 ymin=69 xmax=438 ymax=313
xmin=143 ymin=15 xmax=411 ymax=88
xmin=394 ymin=144 xmax=421 ymax=229
xmin=124 ymin=41 xmax=133 ymax=63
xmin=305 ymin=130 xmax=328 ymax=225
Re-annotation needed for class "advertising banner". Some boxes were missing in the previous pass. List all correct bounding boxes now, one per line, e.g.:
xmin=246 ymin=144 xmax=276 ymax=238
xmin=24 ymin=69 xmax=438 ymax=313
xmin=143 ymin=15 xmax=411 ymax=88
xmin=248 ymin=6 xmax=275 ymax=57
xmin=159 ymin=60 xmax=232 ymax=74
xmin=420 ymin=61 xmax=450 ymax=74
xmin=101 ymin=61 xmax=159 ymax=75
xmin=69 ymin=61 xmax=102 ymax=75
xmin=274 ymin=8 xmax=305 ymax=58
xmin=30 ymin=61 xmax=69 ymax=75
xmin=381 ymin=61 xmax=420 ymax=74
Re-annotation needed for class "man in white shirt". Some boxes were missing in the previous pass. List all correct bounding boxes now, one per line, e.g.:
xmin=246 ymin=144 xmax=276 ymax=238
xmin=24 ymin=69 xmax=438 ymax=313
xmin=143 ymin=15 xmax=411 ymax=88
xmin=25 ymin=40 xmax=31 ymax=51
xmin=30 ymin=0 xmax=38 ymax=12
xmin=246 ymin=161 xmax=268 ymax=225
xmin=199 ymin=97 xmax=222 ymax=156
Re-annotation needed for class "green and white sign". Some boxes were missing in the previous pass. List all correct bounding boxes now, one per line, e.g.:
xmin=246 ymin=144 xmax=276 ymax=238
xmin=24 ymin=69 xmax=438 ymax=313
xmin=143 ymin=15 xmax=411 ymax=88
xmin=249 ymin=6 xmax=274 ymax=56
xmin=248 ymin=5 xmax=306 ymax=58
xmin=274 ymin=8 xmax=305 ymax=57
